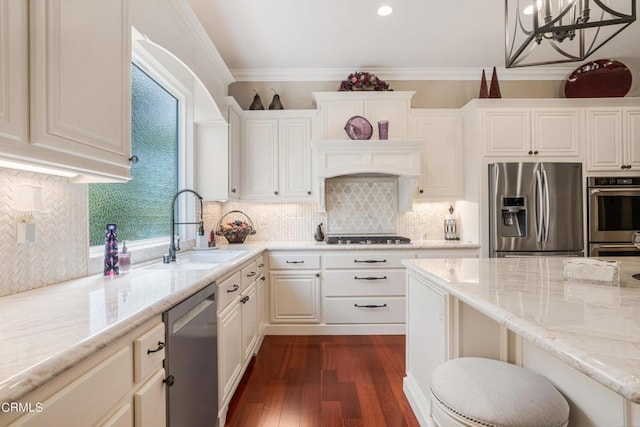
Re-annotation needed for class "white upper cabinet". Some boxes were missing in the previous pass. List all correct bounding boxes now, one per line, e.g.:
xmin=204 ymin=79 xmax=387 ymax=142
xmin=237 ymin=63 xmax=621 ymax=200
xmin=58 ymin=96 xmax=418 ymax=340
xmin=241 ymin=111 xmax=314 ymax=201
xmin=0 ymin=0 xmax=28 ymax=146
xmin=0 ymin=0 xmax=132 ymax=181
xmin=587 ymin=107 xmax=640 ymax=172
xmin=409 ymin=110 xmax=463 ymax=200
xmin=312 ymin=91 xmax=413 ymax=140
xmin=482 ymin=107 xmax=582 ymax=158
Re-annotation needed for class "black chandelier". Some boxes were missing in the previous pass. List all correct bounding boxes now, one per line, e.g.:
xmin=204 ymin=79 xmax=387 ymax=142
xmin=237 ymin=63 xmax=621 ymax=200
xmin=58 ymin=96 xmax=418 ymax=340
xmin=505 ymin=0 xmax=636 ymax=68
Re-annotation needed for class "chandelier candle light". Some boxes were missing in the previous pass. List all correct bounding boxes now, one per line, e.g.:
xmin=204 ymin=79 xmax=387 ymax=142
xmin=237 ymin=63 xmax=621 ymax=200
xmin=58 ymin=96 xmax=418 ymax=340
xmin=505 ymin=0 xmax=636 ymax=67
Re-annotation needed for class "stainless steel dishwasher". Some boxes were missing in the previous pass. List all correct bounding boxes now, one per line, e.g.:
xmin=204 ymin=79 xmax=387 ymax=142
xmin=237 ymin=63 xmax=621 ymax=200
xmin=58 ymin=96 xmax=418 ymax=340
xmin=164 ymin=282 xmax=218 ymax=427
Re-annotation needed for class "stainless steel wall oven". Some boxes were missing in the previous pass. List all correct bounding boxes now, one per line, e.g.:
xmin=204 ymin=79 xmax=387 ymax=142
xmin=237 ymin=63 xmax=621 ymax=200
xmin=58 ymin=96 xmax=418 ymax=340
xmin=588 ymin=176 xmax=640 ymax=257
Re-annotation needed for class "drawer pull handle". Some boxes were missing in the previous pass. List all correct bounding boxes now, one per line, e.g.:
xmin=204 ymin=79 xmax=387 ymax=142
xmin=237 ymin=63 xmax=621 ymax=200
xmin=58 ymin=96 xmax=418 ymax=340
xmin=246 ymin=271 xmax=257 ymax=277
xmin=147 ymin=341 xmax=165 ymax=354
xmin=227 ymin=284 xmax=240 ymax=293
xmin=354 ymin=304 xmax=388 ymax=309
xmin=354 ymin=276 xmax=388 ymax=280
xmin=286 ymin=260 xmax=305 ymax=264
xmin=354 ymin=259 xmax=386 ymax=263
xmin=258 ymin=263 xmax=265 ymax=268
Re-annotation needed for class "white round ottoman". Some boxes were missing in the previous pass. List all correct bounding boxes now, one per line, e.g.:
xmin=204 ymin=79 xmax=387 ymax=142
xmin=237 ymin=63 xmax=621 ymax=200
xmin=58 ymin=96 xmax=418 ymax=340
xmin=430 ymin=357 xmax=570 ymax=427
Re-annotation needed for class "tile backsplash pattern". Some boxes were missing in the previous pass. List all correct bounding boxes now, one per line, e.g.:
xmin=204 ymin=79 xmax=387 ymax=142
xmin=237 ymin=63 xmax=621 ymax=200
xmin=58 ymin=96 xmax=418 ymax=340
xmin=207 ymin=200 xmax=453 ymax=243
xmin=0 ymin=169 xmax=88 ymax=297
xmin=0 ymin=168 xmax=453 ymax=297
xmin=325 ymin=176 xmax=397 ymax=235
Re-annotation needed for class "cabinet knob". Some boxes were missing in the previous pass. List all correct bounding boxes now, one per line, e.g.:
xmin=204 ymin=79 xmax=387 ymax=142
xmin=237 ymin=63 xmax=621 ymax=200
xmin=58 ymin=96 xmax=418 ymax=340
xmin=528 ymin=150 xmax=533 ymax=155
xmin=315 ymin=273 xmax=320 ymax=278
xmin=533 ymin=150 xmax=539 ymax=155
xmin=231 ymin=188 xmax=237 ymax=193
xmin=163 ymin=375 xmax=175 ymax=387
xmin=419 ymin=189 xmax=424 ymax=194
xmin=621 ymin=165 xmax=626 ymax=169
xmin=274 ymin=191 xmax=279 ymax=195
xmin=307 ymin=191 xmax=311 ymax=195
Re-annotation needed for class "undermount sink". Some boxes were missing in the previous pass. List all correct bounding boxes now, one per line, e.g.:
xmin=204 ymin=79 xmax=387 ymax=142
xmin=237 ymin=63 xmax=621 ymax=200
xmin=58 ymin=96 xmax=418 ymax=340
xmin=179 ymin=250 xmax=247 ymax=264
xmin=147 ymin=250 xmax=247 ymax=270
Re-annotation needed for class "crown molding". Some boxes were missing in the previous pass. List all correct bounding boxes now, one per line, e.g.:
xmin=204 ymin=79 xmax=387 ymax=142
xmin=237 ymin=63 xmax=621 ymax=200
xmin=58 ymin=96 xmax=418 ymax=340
xmin=230 ymin=66 xmax=576 ymax=82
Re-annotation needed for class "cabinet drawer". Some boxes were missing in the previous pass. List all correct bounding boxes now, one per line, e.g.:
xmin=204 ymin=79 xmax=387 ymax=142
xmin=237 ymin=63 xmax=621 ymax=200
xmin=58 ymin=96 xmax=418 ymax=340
xmin=269 ymin=253 xmax=320 ymax=269
xmin=241 ymin=260 xmax=258 ymax=290
xmin=134 ymin=322 xmax=165 ymax=383
xmin=218 ymin=271 xmax=242 ymax=311
xmin=324 ymin=270 xmax=405 ymax=296
xmin=324 ymin=297 xmax=405 ymax=324
xmin=324 ymin=252 xmax=410 ymax=269
xmin=11 ymin=347 xmax=132 ymax=427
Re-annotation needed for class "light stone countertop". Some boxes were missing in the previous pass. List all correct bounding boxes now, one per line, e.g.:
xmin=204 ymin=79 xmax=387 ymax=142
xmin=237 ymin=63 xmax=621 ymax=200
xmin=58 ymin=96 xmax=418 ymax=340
xmin=0 ymin=240 xmax=478 ymax=404
xmin=402 ymin=257 xmax=640 ymax=404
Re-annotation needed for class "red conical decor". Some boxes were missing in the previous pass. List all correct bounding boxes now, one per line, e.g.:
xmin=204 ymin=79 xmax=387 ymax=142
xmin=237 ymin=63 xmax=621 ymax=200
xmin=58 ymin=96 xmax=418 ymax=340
xmin=479 ymin=70 xmax=489 ymax=98
xmin=489 ymin=66 xmax=502 ymax=98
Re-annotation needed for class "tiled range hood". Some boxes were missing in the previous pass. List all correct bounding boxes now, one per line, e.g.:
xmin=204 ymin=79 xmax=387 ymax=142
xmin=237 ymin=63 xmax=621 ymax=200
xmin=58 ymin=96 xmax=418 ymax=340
xmin=312 ymin=140 xmax=424 ymax=212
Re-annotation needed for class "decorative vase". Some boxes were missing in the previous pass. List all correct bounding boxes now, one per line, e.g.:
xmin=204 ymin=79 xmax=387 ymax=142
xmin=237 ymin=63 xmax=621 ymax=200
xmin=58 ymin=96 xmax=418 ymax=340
xmin=104 ymin=224 xmax=119 ymax=276
xmin=378 ymin=121 xmax=389 ymax=140
xmin=249 ymin=89 xmax=264 ymax=110
xmin=489 ymin=67 xmax=502 ymax=98
xmin=479 ymin=70 xmax=489 ymax=98
xmin=268 ymin=88 xmax=284 ymax=110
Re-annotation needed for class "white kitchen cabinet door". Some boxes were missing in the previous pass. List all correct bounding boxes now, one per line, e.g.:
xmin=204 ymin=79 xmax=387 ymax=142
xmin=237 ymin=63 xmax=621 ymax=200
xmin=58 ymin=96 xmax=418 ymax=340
xmin=364 ymin=99 xmax=408 ymax=139
xmin=29 ymin=0 xmax=131 ymax=181
xmin=531 ymin=108 xmax=582 ymax=157
xmin=279 ymin=118 xmax=313 ymax=198
xmin=410 ymin=111 xmax=463 ymax=199
xmin=240 ymin=282 xmax=258 ymax=361
xmin=257 ymin=273 xmax=267 ymax=336
xmin=318 ymin=100 xmax=363 ymax=139
xmin=482 ymin=109 xmax=531 ymax=156
xmin=218 ymin=300 xmax=243 ymax=407
xmin=241 ymin=118 xmax=278 ymax=199
xmin=0 ymin=0 xmax=28 ymax=145
xmin=195 ymin=121 xmax=229 ymax=201
xmin=228 ymin=103 xmax=242 ymax=198
xmin=270 ymin=271 xmax=320 ymax=323
xmin=134 ymin=369 xmax=166 ymax=427
xmin=586 ymin=108 xmax=624 ymax=171
xmin=624 ymin=108 xmax=640 ymax=170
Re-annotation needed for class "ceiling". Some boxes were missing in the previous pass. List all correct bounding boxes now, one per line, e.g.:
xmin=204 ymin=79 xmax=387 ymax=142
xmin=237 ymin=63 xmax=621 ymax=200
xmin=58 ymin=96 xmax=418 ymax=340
xmin=186 ymin=0 xmax=640 ymax=82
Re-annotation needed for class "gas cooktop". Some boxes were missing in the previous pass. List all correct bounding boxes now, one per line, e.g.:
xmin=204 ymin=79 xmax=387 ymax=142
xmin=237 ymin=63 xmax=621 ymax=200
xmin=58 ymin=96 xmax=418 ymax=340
xmin=326 ymin=235 xmax=411 ymax=245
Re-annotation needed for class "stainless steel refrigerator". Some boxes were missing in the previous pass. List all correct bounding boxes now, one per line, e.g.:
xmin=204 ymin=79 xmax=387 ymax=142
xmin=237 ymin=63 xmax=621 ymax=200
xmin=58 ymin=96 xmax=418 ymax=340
xmin=489 ymin=162 xmax=583 ymax=257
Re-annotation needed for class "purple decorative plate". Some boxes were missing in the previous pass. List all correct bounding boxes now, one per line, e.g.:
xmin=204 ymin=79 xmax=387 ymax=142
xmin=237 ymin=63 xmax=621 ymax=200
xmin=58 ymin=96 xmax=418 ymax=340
xmin=565 ymin=59 xmax=632 ymax=98
xmin=344 ymin=116 xmax=373 ymax=140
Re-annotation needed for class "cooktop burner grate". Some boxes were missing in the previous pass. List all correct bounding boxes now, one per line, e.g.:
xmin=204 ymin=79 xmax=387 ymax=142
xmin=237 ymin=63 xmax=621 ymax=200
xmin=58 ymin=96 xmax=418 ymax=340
xmin=326 ymin=235 xmax=411 ymax=245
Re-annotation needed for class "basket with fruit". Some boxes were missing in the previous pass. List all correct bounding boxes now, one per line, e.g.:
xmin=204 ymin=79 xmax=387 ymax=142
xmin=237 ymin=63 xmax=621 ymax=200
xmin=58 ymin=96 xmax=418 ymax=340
xmin=215 ymin=210 xmax=256 ymax=244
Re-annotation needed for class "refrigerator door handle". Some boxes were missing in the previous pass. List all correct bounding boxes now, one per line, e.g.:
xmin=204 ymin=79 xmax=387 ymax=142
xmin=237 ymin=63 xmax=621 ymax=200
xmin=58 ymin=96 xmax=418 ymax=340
xmin=543 ymin=169 xmax=550 ymax=242
xmin=535 ymin=169 xmax=544 ymax=242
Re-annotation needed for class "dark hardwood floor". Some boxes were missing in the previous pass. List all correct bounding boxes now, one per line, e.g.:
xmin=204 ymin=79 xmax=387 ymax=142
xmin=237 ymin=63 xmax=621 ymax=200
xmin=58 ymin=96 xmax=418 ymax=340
xmin=225 ymin=335 xmax=420 ymax=427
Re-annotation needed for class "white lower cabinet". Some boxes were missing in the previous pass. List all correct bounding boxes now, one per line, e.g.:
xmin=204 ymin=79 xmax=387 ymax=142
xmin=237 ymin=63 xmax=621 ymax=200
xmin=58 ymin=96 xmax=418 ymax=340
xmin=323 ymin=252 xmax=407 ymax=326
xmin=405 ymin=272 xmax=449 ymax=423
xmin=216 ymin=254 xmax=265 ymax=426
xmin=217 ymin=294 xmax=242 ymax=410
xmin=3 ymin=318 xmax=165 ymax=427
xmin=269 ymin=253 xmax=321 ymax=323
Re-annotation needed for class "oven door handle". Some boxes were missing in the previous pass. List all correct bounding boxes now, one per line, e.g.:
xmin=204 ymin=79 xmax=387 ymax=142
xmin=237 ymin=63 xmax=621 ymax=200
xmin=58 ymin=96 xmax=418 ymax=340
xmin=590 ymin=188 xmax=640 ymax=194
xmin=594 ymin=244 xmax=638 ymax=249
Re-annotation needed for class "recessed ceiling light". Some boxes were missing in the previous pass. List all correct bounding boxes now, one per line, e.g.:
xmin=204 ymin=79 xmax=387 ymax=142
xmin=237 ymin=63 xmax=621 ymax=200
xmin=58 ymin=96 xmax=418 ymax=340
xmin=377 ymin=5 xmax=393 ymax=16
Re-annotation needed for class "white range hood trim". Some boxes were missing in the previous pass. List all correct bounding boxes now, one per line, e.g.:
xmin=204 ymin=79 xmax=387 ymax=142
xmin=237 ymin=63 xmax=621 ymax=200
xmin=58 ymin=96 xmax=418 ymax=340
xmin=312 ymin=140 xmax=424 ymax=212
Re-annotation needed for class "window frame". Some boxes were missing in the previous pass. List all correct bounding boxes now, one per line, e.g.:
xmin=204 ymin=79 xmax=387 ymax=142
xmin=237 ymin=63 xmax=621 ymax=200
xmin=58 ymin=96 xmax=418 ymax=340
xmin=88 ymin=44 xmax=197 ymax=259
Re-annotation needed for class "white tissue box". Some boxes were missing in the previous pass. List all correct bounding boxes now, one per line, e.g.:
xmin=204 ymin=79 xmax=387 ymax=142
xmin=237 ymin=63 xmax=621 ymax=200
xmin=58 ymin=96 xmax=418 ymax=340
xmin=563 ymin=258 xmax=620 ymax=286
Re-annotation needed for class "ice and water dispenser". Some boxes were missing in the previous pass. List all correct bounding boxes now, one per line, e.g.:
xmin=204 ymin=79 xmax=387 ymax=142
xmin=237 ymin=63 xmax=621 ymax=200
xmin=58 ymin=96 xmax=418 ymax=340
xmin=499 ymin=196 xmax=526 ymax=237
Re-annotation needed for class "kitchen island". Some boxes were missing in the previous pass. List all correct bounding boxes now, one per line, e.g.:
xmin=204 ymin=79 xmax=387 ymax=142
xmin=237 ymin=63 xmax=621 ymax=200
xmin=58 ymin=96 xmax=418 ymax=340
xmin=403 ymin=257 xmax=640 ymax=427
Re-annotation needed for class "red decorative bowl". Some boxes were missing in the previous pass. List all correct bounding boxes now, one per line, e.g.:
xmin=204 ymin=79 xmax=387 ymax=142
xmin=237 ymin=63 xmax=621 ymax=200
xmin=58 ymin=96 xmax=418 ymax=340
xmin=565 ymin=59 xmax=632 ymax=98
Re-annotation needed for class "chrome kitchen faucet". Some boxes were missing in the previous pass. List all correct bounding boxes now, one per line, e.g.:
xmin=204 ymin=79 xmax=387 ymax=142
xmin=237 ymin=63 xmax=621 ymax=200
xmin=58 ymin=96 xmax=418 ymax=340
xmin=167 ymin=189 xmax=204 ymax=262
